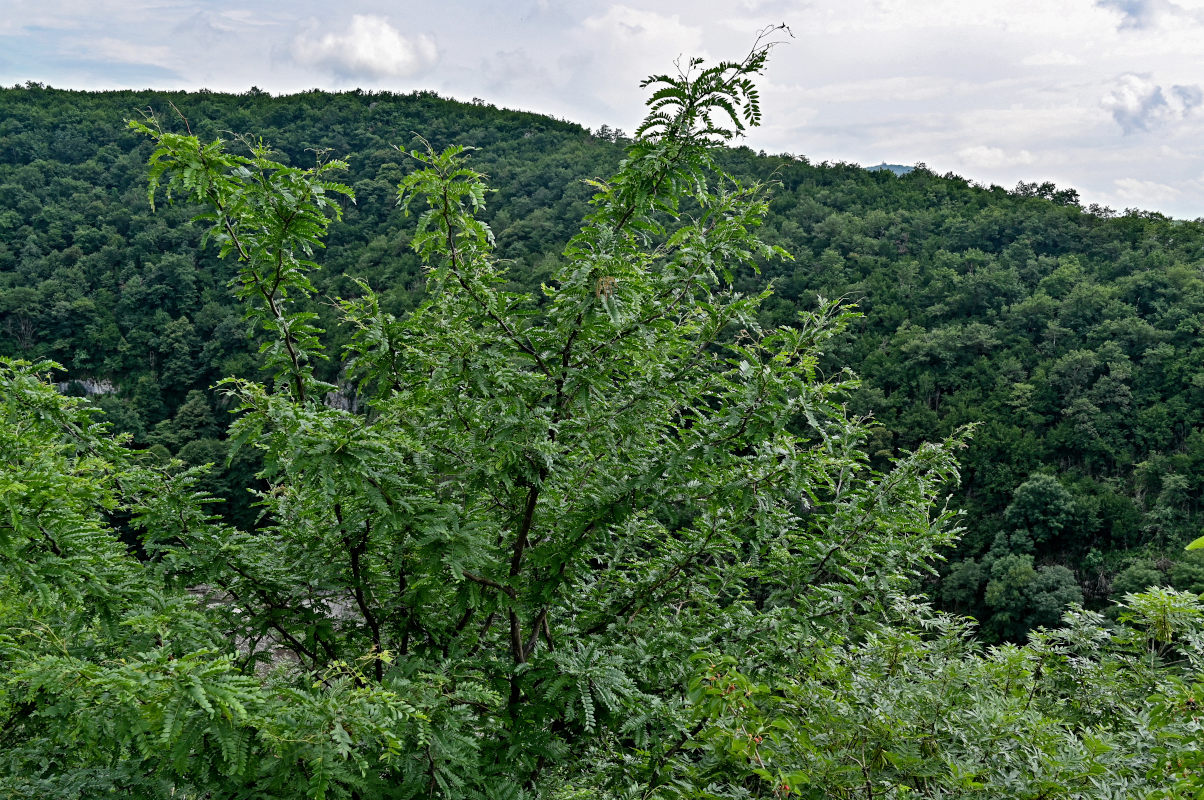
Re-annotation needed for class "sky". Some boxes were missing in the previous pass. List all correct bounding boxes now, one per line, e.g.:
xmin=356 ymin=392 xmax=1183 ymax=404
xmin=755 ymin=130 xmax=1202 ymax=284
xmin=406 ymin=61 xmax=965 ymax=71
xmin=4 ymin=0 xmax=1204 ymax=218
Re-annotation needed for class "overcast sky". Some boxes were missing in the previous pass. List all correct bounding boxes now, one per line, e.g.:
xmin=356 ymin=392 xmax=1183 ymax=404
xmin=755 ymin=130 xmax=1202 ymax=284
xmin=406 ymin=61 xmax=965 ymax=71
xmin=4 ymin=0 xmax=1204 ymax=218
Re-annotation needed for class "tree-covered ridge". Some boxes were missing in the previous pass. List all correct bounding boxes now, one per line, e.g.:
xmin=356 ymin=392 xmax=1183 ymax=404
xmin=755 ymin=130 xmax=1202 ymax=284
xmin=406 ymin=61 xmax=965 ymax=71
xmin=722 ymin=153 xmax=1204 ymax=637
xmin=3 ymin=67 xmax=1204 ymax=636
xmin=0 ymin=83 xmax=621 ymax=528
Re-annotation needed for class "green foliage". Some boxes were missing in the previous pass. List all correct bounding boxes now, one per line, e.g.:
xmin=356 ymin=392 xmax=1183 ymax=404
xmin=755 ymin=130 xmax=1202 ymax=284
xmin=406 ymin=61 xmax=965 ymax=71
xmin=983 ymin=554 xmax=1083 ymax=641
xmin=130 ymin=116 xmax=353 ymax=401
xmin=2 ymin=46 xmax=1203 ymax=799
xmin=1003 ymin=473 xmax=1077 ymax=546
xmin=10 ymin=63 xmax=1204 ymax=631
xmin=661 ymin=597 xmax=1204 ymax=799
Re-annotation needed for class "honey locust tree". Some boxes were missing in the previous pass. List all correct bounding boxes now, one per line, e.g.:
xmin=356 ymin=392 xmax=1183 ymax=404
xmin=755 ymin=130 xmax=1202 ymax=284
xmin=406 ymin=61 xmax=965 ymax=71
xmin=15 ymin=38 xmax=1185 ymax=799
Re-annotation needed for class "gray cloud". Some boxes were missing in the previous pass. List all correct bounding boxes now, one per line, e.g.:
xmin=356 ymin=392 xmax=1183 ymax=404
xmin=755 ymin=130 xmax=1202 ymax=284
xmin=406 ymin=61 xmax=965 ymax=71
xmin=1102 ymin=73 xmax=1203 ymax=133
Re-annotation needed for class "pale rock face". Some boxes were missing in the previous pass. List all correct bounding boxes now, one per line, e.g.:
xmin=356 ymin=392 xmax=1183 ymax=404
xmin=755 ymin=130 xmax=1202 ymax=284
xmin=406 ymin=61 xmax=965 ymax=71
xmin=55 ymin=378 xmax=117 ymax=396
xmin=324 ymin=387 xmax=359 ymax=413
xmin=54 ymin=375 xmax=361 ymax=411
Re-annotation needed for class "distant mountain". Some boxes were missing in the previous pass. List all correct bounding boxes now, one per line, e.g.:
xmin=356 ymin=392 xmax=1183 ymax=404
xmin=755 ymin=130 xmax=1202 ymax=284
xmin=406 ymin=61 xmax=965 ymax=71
xmin=865 ymin=162 xmax=914 ymax=175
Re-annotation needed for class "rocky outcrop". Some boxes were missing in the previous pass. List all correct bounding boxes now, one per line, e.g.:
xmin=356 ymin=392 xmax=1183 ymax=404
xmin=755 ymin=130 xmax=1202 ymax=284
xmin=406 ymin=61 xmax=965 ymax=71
xmin=55 ymin=378 xmax=117 ymax=396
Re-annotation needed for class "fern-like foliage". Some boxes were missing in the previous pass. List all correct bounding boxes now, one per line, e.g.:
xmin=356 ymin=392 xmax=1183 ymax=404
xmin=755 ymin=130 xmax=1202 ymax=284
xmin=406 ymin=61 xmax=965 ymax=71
xmin=635 ymin=26 xmax=786 ymax=144
xmin=130 ymin=117 xmax=353 ymax=402
xmin=4 ymin=35 xmax=1195 ymax=800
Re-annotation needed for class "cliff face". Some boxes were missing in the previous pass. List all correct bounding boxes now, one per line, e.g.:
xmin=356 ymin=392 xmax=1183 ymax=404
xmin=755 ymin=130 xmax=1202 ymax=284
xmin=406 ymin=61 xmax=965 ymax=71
xmin=56 ymin=378 xmax=117 ymax=396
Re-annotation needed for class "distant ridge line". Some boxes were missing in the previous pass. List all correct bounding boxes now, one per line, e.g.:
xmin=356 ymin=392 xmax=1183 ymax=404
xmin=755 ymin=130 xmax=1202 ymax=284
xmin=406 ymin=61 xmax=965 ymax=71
xmin=865 ymin=162 xmax=913 ymax=175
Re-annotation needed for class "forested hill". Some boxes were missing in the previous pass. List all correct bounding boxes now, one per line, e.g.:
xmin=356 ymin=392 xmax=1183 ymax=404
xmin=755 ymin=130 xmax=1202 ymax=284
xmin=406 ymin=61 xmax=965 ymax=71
xmin=3 ymin=84 xmax=1203 ymax=640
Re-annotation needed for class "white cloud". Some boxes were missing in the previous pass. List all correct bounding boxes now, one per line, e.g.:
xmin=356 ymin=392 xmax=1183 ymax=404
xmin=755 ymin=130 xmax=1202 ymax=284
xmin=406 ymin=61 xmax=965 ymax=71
xmin=1021 ymin=50 xmax=1082 ymax=66
xmin=1093 ymin=0 xmax=1204 ymax=30
xmin=218 ymin=10 xmax=275 ymax=29
xmin=292 ymin=15 xmax=437 ymax=79
xmin=1096 ymin=0 xmax=1163 ymax=29
xmin=86 ymin=37 xmax=174 ymax=68
xmin=1112 ymin=177 xmax=1182 ymax=207
xmin=581 ymin=4 xmax=702 ymax=48
xmin=546 ymin=5 xmax=708 ymax=124
xmin=1102 ymin=72 xmax=1203 ymax=133
xmin=956 ymin=145 xmax=1035 ymax=168
xmin=823 ymin=0 xmax=1115 ymax=37
xmin=4 ymin=0 xmax=187 ymax=32
xmin=799 ymin=75 xmax=977 ymax=103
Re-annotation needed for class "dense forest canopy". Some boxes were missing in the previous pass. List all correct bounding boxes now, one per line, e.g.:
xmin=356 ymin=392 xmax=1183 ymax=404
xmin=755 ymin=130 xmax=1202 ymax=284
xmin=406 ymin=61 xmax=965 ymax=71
xmin=4 ymin=73 xmax=1204 ymax=637
xmin=1 ymin=43 xmax=1204 ymax=797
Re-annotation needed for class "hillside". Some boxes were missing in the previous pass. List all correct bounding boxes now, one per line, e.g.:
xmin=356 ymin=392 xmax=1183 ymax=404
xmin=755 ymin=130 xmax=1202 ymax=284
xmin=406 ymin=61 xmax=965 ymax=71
xmin=2 ymin=84 xmax=1203 ymax=640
